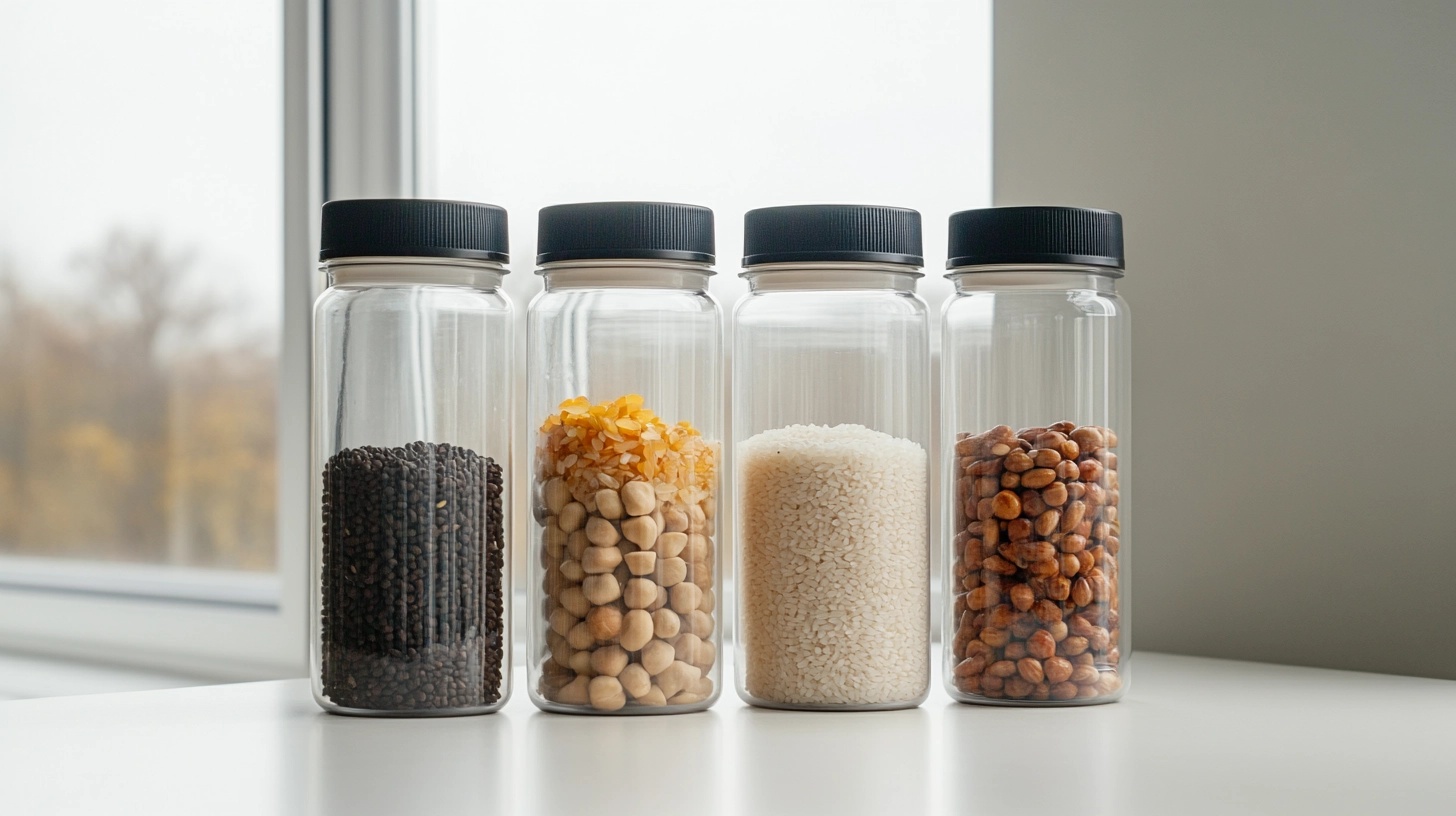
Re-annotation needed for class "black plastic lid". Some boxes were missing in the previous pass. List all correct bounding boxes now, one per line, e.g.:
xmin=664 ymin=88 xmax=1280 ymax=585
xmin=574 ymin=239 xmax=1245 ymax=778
xmin=535 ymin=202 xmax=715 ymax=265
xmin=319 ymin=198 xmax=510 ymax=263
xmin=947 ymin=206 xmax=1124 ymax=270
xmin=742 ymin=204 xmax=923 ymax=267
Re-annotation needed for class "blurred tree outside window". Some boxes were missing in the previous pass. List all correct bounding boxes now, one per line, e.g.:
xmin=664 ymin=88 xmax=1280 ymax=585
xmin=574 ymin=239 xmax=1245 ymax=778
xmin=0 ymin=1 xmax=282 ymax=574
xmin=0 ymin=234 xmax=277 ymax=570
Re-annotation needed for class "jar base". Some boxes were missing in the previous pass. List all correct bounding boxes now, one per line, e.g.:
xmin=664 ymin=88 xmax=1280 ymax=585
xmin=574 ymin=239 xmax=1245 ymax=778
xmin=316 ymin=700 xmax=506 ymax=718
xmin=736 ymin=689 xmax=928 ymax=712
xmin=947 ymin=690 xmax=1124 ymax=707
xmin=529 ymin=692 xmax=718 ymax=717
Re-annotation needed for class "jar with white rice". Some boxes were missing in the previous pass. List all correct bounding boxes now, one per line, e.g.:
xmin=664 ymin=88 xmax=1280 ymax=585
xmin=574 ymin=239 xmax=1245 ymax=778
xmin=732 ymin=204 xmax=931 ymax=710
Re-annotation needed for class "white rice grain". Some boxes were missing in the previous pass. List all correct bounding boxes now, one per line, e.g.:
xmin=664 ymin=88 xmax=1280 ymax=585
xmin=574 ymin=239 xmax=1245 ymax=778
xmin=740 ymin=423 xmax=928 ymax=706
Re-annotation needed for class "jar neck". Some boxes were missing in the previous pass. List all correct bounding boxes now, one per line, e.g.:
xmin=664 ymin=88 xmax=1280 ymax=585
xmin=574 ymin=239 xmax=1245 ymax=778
xmin=324 ymin=256 xmax=507 ymax=289
xmin=948 ymin=264 xmax=1122 ymax=293
xmin=538 ymin=259 xmax=714 ymax=291
xmin=742 ymin=262 xmax=923 ymax=293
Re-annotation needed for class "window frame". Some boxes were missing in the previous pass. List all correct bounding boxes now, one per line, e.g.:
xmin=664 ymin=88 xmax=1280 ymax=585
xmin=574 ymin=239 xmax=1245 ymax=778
xmin=0 ymin=0 xmax=401 ymax=680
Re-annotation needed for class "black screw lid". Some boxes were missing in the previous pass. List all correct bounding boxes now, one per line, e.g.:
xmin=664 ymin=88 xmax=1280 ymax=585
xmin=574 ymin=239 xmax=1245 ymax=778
xmin=536 ymin=202 xmax=715 ymax=265
xmin=319 ymin=198 xmax=510 ymax=264
xmin=947 ymin=206 xmax=1124 ymax=270
xmin=742 ymin=204 xmax=923 ymax=267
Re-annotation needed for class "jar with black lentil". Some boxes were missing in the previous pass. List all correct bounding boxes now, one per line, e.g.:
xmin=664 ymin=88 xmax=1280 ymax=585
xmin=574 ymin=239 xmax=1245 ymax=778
xmin=310 ymin=199 xmax=513 ymax=716
xmin=941 ymin=206 xmax=1131 ymax=705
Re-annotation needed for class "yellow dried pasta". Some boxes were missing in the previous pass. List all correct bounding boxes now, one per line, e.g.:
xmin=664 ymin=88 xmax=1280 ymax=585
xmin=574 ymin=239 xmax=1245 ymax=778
xmin=538 ymin=394 xmax=717 ymax=505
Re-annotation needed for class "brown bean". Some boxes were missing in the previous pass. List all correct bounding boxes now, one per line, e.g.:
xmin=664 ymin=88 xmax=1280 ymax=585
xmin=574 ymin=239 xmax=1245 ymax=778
xmin=1058 ymin=439 xmax=1081 ymax=460
xmin=1029 ymin=559 xmax=1061 ymax=578
xmin=1004 ymin=451 xmax=1035 ymax=473
xmin=1004 ymin=641 xmax=1028 ymax=660
xmin=1070 ymin=426 xmax=1104 ymax=451
xmin=980 ymin=628 xmax=1011 ymax=648
xmin=1060 ymin=501 xmax=1087 ymax=532
xmin=1032 ymin=599 xmax=1063 ymax=624
xmin=1010 ymin=613 xmax=1040 ymax=639
xmin=1017 ymin=658 xmax=1045 ymax=684
xmin=992 ymin=491 xmax=1022 ymax=519
xmin=1021 ymin=468 xmax=1057 ymax=489
xmin=1047 ymin=576 xmax=1072 ymax=601
xmin=1051 ymin=681 xmax=1079 ymax=700
xmin=969 ymin=457 xmax=1004 ymax=477
xmin=1007 ymin=517 xmax=1033 ymax=541
xmin=982 ymin=555 xmax=1017 ymax=575
xmin=1004 ymin=676 xmax=1035 ymax=698
xmin=1067 ymin=615 xmax=1097 ymax=638
xmin=1071 ymin=577 xmax=1093 ymax=607
xmin=954 ymin=656 xmax=988 ymax=678
xmin=1071 ymin=665 xmax=1100 ymax=685
xmin=1044 ymin=656 xmax=1074 ymax=684
xmin=1020 ymin=490 xmax=1048 ymax=517
xmin=1032 ymin=448 xmax=1062 ymax=468
xmin=1027 ymin=629 xmax=1056 ymax=659
xmin=1035 ymin=509 xmax=1061 ymax=537
xmin=1000 ymin=471 xmax=1021 ymax=489
xmin=987 ymin=659 xmax=1018 ymax=678
xmin=1056 ymin=460 xmax=1081 ymax=480
xmin=1041 ymin=482 xmax=1068 ymax=507
xmin=1009 ymin=584 xmax=1035 ymax=612
xmin=1059 ymin=553 xmax=1081 ymax=578
xmin=1060 ymin=636 xmax=1090 ymax=656
xmin=1035 ymin=431 xmax=1067 ymax=449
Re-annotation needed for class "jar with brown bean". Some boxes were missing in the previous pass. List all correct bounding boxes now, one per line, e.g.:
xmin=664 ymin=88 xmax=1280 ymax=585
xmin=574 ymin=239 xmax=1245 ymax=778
xmin=940 ymin=206 xmax=1130 ymax=705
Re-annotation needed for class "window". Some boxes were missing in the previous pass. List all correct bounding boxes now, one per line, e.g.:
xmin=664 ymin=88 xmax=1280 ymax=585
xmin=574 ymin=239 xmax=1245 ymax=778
xmin=0 ymin=1 xmax=312 ymax=677
xmin=0 ymin=0 xmax=990 ymax=676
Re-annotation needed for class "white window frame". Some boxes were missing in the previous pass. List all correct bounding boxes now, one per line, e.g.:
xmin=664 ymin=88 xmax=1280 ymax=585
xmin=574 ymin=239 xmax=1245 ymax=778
xmin=0 ymin=0 xmax=419 ymax=680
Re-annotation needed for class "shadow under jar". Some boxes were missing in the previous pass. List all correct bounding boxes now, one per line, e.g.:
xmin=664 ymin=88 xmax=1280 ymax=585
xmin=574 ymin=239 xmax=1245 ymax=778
xmin=527 ymin=202 xmax=723 ymax=715
xmin=941 ymin=206 xmax=1130 ymax=705
xmin=310 ymin=199 xmax=513 ymax=716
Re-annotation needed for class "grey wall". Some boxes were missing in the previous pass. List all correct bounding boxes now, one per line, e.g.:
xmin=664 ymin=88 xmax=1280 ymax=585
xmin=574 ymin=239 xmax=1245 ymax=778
xmin=993 ymin=1 xmax=1456 ymax=679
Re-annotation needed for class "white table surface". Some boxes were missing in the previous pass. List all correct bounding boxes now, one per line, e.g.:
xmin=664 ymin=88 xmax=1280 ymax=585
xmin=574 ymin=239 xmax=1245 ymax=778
xmin=1 ymin=652 xmax=1452 ymax=815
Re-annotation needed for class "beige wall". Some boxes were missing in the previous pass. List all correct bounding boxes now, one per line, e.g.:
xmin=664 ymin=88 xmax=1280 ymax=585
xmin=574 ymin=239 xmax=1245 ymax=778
xmin=993 ymin=1 xmax=1456 ymax=679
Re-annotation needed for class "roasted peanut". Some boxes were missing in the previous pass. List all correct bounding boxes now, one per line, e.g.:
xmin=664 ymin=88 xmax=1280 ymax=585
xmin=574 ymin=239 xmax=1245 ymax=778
xmin=950 ymin=422 xmax=1122 ymax=704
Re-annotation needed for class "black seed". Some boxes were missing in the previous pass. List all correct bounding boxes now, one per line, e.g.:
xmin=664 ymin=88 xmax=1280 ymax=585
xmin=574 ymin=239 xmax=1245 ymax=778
xmin=320 ymin=442 xmax=505 ymax=712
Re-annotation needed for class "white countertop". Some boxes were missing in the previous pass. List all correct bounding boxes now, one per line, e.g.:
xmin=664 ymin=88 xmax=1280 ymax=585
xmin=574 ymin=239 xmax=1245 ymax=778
xmin=1 ymin=652 xmax=1452 ymax=815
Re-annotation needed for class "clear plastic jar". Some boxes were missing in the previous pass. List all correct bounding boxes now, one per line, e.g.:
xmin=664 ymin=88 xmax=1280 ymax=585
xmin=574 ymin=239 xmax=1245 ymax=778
xmin=941 ymin=206 xmax=1130 ymax=705
xmin=733 ymin=204 xmax=931 ymax=710
xmin=310 ymin=199 xmax=513 ymax=716
xmin=526 ymin=202 xmax=723 ymax=714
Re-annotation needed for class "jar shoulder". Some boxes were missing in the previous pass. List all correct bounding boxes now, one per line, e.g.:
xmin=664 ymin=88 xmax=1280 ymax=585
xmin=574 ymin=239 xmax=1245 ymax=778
xmin=314 ymin=282 xmax=512 ymax=315
xmin=943 ymin=287 xmax=1129 ymax=321
xmin=735 ymin=288 xmax=928 ymax=321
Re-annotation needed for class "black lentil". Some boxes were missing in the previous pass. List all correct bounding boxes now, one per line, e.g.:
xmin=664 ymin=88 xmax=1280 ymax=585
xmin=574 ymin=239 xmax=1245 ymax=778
xmin=320 ymin=441 xmax=505 ymax=712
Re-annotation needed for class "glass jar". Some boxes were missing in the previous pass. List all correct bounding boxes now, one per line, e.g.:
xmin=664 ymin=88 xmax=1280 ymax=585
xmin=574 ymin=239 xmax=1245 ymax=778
xmin=941 ymin=206 xmax=1130 ymax=705
xmin=733 ymin=204 xmax=931 ymax=710
xmin=310 ymin=199 xmax=513 ymax=716
xmin=526 ymin=202 xmax=723 ymax=715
